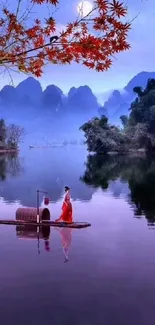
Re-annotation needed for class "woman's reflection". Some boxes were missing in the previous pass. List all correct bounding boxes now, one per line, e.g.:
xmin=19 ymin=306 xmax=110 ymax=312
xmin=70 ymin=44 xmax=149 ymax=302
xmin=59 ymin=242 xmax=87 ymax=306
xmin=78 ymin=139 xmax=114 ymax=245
xmin=55 ymin=227 xmax=72 ymax=262
xmin=16 ymin=225 xmax=73 ymax=261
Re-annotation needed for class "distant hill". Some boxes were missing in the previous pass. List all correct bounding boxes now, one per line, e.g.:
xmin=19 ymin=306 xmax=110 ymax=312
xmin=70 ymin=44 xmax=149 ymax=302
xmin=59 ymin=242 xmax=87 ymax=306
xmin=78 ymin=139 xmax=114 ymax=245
xmin=99 ymin=71 xmax=155 ymax=125
xmin=0 ymin=77 xmax=100 ymax=143
xmin=0 ymin=77 xmax=99 ymax=117
xmin=124 ymin=71 xmax=155 ymax=92
xmin=0 ymin=72 xmax=155 ymax=143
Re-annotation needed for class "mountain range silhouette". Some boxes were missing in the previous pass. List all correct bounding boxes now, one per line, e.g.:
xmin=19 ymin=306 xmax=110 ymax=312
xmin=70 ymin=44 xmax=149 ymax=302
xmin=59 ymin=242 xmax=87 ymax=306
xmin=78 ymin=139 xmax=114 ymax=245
xmin=0 ymin=71 xmax=155 ymax=141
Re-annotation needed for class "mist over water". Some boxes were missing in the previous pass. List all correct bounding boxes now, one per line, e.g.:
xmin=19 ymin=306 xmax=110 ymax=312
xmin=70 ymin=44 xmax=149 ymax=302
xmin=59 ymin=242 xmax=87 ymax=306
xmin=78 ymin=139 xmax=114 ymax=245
xmin=0 ymin=103 xmax=93 ymax=146
xmin=0 ymin=147 xmax=155 ymax=324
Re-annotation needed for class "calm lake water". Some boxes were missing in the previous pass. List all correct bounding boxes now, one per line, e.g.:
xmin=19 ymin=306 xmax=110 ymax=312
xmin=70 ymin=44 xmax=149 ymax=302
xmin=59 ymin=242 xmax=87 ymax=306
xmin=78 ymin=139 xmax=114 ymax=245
xmin=0 ymin=147 xmax=155 ymax=325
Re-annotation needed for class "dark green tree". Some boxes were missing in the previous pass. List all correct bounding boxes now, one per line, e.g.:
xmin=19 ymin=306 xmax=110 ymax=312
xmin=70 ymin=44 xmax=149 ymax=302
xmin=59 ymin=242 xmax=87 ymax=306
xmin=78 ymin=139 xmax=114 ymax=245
xmin=128 ymin=78 xmax=155 ymax=150
xmin=80 ymin=78 xmax=155 ymax=154
xmin=6 ymin=124 xmax=25 ymax=149
xmin=133 ymin=86 xmax=144 ymax=97
xmin=80 ymin=115 xmax=129 ymax=154
xmin=120 ymin=115 xmax=128 ymax=127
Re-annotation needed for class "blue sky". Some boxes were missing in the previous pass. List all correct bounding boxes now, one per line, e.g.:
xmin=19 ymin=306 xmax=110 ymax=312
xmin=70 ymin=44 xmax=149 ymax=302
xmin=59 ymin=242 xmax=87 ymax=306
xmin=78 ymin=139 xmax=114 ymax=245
xmin=1 ymin=0 xmax=155 ymax=94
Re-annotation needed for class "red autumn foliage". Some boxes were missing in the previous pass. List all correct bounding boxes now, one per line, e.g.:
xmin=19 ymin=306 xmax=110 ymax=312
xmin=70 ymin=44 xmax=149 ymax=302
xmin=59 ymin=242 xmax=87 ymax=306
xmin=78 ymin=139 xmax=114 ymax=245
xmin=0 ymin=0 xmax=131 ymax=77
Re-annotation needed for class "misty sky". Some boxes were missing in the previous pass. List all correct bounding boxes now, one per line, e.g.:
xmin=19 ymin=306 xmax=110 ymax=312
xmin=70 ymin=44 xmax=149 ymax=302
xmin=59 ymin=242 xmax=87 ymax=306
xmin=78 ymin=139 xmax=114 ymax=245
xmin=0 ymin=0 xmax=154 ymax=94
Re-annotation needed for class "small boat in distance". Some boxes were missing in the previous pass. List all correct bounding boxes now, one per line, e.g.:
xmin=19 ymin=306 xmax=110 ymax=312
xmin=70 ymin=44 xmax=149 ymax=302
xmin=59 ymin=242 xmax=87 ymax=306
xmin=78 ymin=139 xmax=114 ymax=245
xmin=28 ymin=140 xmax=84 ymax=149
xmin=29 ymin=144 xmax=65 ymax=149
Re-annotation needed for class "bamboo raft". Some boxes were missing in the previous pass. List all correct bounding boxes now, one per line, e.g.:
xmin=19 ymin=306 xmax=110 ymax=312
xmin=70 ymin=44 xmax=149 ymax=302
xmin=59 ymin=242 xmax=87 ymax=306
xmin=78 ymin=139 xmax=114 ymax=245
xmin=0 ymin=220 xmax=91 ymax=229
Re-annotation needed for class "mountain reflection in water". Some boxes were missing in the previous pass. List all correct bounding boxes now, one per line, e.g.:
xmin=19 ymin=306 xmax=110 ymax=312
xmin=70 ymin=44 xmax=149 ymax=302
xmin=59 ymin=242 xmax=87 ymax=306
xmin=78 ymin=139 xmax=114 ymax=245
xmin=1 ymin=149 xmax=155 ymax=325
xmin=1 ymin=149 xmax=155 ymax=227
xmin=81 ymin=153 xmax=155 ymax=227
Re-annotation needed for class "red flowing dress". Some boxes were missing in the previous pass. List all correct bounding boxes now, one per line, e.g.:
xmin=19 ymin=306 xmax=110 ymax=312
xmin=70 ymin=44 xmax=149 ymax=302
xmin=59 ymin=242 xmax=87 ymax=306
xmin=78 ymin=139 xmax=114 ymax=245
xmin=56 ymin=191 xmax=73 ymax=223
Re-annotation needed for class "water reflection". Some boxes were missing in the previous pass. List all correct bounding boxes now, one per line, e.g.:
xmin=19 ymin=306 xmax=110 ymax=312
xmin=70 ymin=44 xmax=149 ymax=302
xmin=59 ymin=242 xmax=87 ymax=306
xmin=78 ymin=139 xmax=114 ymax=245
xmin=55 ymin=227 xmax=72 ymax=262
xmin=0 ymin=155 xmax=6 ymax=180
xmin=81 ymin=154 xmax=155 ymax=226
xmin=0 ymin=153 xmax=24 ymax=180
xmin=15 ymin=225 xmax=72 ymax=261
xmin=0 ymin=148 xmax=95 ymax=206
xmin=127 ymin=158 xmax=155 ymax=226
xmin=16 ymin=225 xmax=51 ymax=254
xmin=3 ymin=149 xmax=155 ymax=227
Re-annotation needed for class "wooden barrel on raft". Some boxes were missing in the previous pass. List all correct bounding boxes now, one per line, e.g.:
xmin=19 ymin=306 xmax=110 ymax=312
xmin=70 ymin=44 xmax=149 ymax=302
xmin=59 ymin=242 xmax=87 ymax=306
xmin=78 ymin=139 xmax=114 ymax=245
xmin=16 ymin=207 xmax=50 ymax=222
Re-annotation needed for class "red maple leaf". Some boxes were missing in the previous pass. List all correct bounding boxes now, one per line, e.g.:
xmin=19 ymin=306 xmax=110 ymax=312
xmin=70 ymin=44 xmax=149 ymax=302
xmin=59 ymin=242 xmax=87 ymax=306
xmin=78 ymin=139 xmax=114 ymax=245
xmin=0 ymin=0 xmax=131 ymax=77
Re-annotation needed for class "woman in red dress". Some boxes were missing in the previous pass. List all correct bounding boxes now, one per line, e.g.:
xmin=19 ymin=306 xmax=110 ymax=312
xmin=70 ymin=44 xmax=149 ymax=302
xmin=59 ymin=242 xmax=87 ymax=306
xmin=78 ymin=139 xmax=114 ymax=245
xmin=55 ymin=186 xmax=73 ymax=223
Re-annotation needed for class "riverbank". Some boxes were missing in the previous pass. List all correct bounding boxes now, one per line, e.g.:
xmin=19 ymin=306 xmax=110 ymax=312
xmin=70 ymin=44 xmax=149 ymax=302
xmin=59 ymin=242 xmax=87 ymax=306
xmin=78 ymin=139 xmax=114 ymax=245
xmin=107 ymin=148 xmax=146 ymax=156
xmin=0 ymin=149 xmax=19 ymax=153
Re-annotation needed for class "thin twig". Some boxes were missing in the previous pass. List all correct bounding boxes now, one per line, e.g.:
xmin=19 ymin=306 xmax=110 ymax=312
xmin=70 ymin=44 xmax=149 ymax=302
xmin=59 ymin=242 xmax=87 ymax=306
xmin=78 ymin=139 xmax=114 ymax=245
xmin=16 ymin=0 xmax=22 ymax=17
